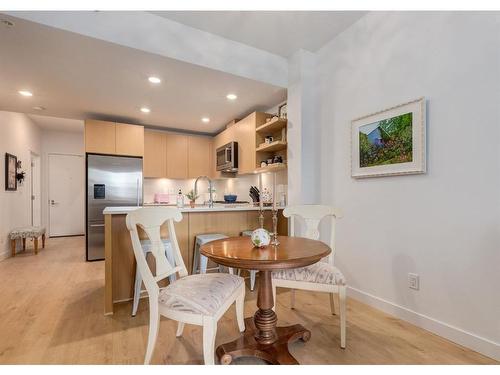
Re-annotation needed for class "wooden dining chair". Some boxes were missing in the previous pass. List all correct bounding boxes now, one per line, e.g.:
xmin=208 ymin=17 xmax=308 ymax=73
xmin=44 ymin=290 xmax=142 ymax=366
xmin=271 ymin=205 xmax=347 ymax=348
xmin=126 ymin=207 xmax=246 ymax=364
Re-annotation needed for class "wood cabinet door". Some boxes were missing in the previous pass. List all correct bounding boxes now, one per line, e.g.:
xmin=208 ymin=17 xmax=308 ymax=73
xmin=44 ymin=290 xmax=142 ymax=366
xmin=85 ymin=120 xmax=116 ymax=154
xmin=188 ymin=136 xmax=212 ymax=178
xmin=144 ymin=130 xmax=167 ymax=178
xmin=115 ymin=123 xmax=144 ymax=157
xmin=166 ymin=133 xmax=189 ymax=179
xmin=234 ymin=113 xmax=257 ymax=174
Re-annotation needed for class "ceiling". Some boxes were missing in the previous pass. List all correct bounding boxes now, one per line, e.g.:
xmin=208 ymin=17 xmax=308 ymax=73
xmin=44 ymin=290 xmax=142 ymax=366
xmin=28 ymin=114 xmax=84 ymax=133
xmin=0 ymin=14 xmax=286 ymax=134
xmin=152 ymin=11 xmax=366 ymax=57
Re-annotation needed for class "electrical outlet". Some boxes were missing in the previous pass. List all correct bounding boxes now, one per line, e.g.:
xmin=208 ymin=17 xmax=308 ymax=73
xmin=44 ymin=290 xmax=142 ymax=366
xmin=408 ymin=273 xmax=419 ymax=290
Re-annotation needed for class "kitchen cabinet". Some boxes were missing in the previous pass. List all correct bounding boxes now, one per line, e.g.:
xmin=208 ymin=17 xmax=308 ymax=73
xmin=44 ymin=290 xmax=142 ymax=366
xmin=234 ymin=112 xmax=268 ymax=174
xmin=212 ymin=112 xmax=269 ymax=176
xmin=85 ymin=120 xmax=144 ymax=157
xmin=85 ymin=120 xmax=116 ymax=155
xmin=166 ymin=133 xmax=189 ymax=179
xmin=188 ymin=136 xmax=212 ymax=178
xmin=115 ymin=123 xmax=144 ymax=157
xmin=144 ymin=130 xmax=167 ymax=178
xmin=144 ymin=131 xmax=212 ymax=179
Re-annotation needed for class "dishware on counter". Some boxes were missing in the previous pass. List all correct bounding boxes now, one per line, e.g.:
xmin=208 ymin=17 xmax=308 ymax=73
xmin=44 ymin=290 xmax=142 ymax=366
xmin=224 ymin=194 xmax=238 ymax=203
xmin=154 ymin=193 xmax=169 ymax=204
xmin=260 ymin=161 xmax=268 ymax=168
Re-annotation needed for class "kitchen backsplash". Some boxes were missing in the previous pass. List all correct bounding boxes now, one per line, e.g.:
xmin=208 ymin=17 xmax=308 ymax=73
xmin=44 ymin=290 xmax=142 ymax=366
xmin=143 ymin=170 xmax=287 ymax=205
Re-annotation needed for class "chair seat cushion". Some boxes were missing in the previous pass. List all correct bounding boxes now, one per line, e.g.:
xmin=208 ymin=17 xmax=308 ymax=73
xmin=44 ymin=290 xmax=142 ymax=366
xmin=9 ymin=226 xmax=46 ymax=239
xmin=272 ymin=262 xmax=346 ymax=286
xmin=159 ymin=273 xmax=243 ymax=316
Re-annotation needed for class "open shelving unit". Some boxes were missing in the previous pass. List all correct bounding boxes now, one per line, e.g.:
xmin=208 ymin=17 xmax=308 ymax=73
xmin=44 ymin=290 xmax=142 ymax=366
xmin=253 ymin=162 xmax=287 ymax=174
xmin=254 ymin=116 xmax=288 ymax=174
xmin=255 ymin=117 xmax=287 ymax=133
xmin=255 ymin=140 xmax=287 ymax=153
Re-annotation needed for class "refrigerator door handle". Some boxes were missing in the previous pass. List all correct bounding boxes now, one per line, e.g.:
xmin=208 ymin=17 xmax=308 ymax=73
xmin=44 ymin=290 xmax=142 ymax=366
xmin=89 ymin=224 xmax=105 ymax=228
xmin=136 ymin=178 xmax=140 ymax=207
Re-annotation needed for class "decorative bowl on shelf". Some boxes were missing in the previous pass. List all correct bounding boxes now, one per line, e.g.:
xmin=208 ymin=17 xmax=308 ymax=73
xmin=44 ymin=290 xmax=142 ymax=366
xmin=224 ymin=194 xmax=237 ymax=203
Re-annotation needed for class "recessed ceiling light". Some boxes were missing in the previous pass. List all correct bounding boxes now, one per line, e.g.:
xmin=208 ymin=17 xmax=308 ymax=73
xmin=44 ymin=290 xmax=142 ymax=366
xmin=201 ymin=117 xmax=210 ymax=123
xmin=18 ymin=90 xmax=33 ymax=97
xmin=226 ymin=94 xmax=237 ymax=100
xmin=33 ymin=106 xmax=46 ymax=111
xmin=148 ymin=76 xmax=161 ymax=84
xmin=140 ymin=107 xmax=151 ymax=113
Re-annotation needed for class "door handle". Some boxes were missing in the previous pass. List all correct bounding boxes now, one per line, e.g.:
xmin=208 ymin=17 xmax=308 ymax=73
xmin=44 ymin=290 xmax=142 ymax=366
xmin=50 ymin=200 xmax=58 ymax=206
xmin=89 ymin=224 xmax=105 ymax=228
xmin=136 ymin=179 xmax=140 ymax=206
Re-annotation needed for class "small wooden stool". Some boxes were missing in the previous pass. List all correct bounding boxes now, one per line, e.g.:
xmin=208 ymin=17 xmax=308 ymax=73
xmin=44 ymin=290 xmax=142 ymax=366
xmin=9 ymin=227 xmax=46 ymax=256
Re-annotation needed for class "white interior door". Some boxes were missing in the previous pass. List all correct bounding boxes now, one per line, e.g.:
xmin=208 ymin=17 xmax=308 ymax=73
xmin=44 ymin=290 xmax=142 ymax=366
xmin=30 ymin=152 xmax=41 ymax=227
xmin=49 ymin=154 xmax=84 ymax=237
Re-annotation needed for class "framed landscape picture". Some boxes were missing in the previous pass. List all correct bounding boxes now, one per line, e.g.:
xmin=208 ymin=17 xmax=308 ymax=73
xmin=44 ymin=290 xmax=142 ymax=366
xmin=5 ymin=153 xmax=17 ymax=191
xmin=351 ymin=97 xmax=426 ymax=178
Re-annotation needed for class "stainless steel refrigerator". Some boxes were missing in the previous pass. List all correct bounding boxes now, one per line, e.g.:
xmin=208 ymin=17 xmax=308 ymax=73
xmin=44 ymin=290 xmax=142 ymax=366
xmin=86 ymin=154 xmax=143 ymax=261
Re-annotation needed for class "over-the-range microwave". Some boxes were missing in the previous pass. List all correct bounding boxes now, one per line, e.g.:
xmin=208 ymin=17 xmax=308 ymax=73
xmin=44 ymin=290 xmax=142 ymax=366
xmin=216 ymin=141 xmax=238 ymax=172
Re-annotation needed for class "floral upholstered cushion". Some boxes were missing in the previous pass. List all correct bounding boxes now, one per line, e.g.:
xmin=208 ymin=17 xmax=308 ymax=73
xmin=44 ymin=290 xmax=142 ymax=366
xmin=9 ymin=226 xmax=46 ymax=240
xmin=158 ymin=273 xmax=243 ymax=316
xmin=272 ymin=262 xmax=346 ymax=286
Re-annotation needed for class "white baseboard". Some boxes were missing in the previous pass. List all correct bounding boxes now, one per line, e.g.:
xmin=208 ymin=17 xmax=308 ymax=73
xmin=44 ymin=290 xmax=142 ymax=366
xmin=348 ymin=286 xmax=500 ymax=361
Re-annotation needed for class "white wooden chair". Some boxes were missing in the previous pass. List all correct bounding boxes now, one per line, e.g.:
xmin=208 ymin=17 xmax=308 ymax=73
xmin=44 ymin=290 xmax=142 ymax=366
xmin=131 ymin=238 xmax=175 ymax=317
xmin=271 ymin=205 xmax=347 ymax=348
xmin=126 ymin=207 xmax=246 ymax=364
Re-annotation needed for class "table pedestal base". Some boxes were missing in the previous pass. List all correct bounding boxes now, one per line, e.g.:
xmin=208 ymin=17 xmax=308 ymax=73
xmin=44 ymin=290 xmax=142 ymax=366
xmin=216 ymin=317 xmax=311 ymax=365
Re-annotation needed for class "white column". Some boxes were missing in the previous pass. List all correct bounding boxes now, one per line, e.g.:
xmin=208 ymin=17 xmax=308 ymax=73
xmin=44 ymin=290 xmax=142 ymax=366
xmin=286 ymin=49 xmax=320 ymax=205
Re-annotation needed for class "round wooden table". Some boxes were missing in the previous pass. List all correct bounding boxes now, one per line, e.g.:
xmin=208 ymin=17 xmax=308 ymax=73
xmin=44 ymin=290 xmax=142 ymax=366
xmin=200 ymin=235 xmax=331 ymax=365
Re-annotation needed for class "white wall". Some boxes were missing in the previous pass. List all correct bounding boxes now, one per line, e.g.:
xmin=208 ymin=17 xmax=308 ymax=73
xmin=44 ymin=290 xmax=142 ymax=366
xmin=40 ymin=129 xmax=84 ymax=232
xmin=0 ymin=111 xmax=41 ymax=259
xmin=316 ymin=12 xmax=500 ymax=359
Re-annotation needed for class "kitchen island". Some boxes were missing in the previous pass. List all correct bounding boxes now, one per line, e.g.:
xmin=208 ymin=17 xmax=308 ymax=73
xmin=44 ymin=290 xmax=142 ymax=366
xmin=103 ymin=204 xmax=287 ymax=315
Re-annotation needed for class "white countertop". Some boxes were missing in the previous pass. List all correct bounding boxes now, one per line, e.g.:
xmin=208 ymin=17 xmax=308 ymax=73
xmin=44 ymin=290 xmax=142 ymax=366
xmin=103 ymin=204 xmax=279 ymax=215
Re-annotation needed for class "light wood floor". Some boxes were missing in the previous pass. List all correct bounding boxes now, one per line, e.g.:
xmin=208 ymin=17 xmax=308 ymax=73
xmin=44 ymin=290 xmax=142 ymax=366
xmin=0 ymin=236 xmax=496 ymax=365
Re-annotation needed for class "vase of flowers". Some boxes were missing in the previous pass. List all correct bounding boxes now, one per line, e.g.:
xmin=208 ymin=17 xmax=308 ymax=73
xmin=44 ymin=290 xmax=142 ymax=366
xmin=185 ymin=190 xmax=199 ymax=208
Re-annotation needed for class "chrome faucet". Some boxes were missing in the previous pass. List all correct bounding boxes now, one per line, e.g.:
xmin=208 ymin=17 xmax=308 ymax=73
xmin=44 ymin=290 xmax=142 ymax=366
xmin=194 ymin=176 xmax=214 ymax=208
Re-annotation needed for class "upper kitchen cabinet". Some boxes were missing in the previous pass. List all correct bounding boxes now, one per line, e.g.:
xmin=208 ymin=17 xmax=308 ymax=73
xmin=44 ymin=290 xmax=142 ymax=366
xmin=188 ymin=136 xmax=213 ymax=178
xmin=166 ymin=133 xmax=189 ymax=179
xmin=85 ymin=120 xmax=116 ymax=155
xmin=115 ymin=123 xmax=144 ymax=157
xmin=234 ymin=112 xmax=269 ymax=174
xmin=143 ymin=130 xmax=167 ymax=178
xmin=84 ymin=120 xmax=144 ymax=157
